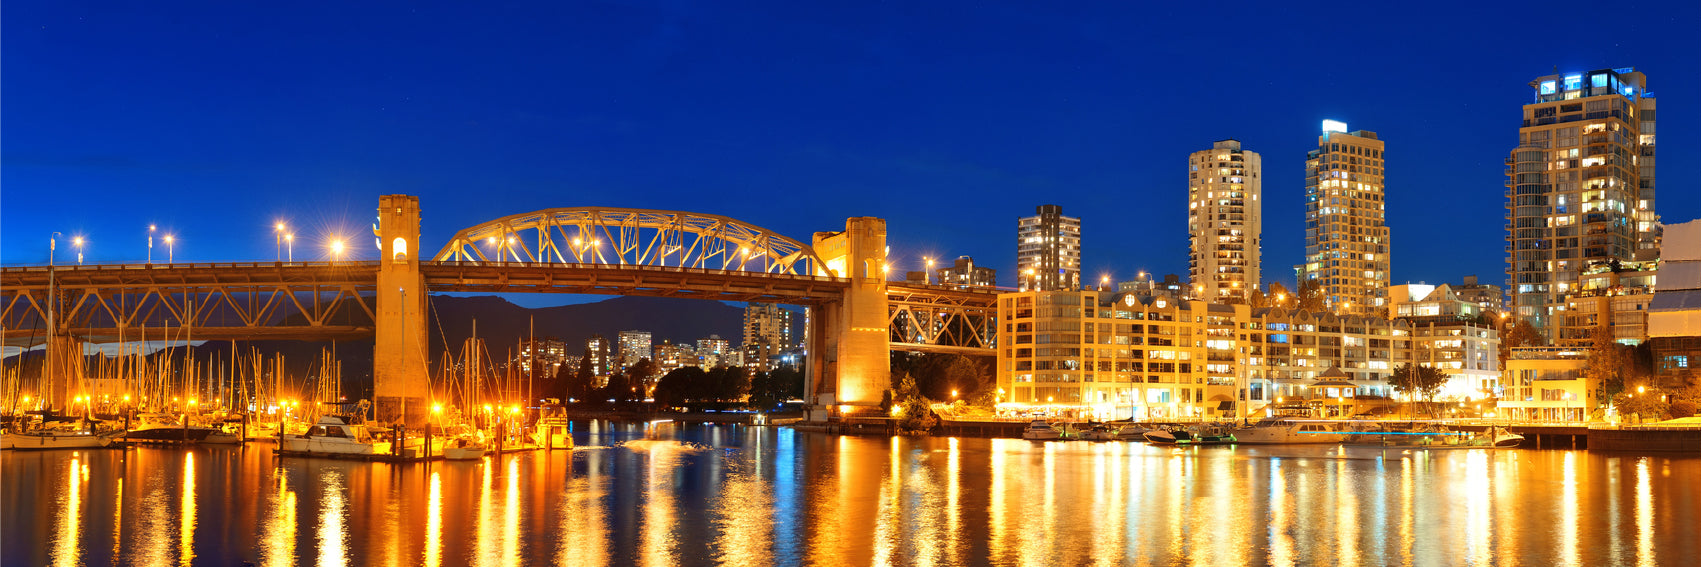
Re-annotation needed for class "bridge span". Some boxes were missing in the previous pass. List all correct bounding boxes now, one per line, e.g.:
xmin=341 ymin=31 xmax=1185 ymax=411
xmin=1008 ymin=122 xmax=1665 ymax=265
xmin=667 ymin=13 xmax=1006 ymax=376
xmin=1 ymin=195 xmax=997 ymax=424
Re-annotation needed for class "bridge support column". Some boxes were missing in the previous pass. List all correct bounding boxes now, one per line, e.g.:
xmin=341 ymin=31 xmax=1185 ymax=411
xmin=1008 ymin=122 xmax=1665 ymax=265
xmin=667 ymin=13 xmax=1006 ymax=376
xmin=374 ymin=195 xmax=430 ymax=426
xmin=811 ymin=217 xmax=889 ymax=416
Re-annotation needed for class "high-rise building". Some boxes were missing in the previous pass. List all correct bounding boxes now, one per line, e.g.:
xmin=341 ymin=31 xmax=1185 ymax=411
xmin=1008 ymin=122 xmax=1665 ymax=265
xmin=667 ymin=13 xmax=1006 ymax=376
xmin=1188 ymin=139 xmax=1262 ymax=303
xmin=742 ymin=303 xmax=794 ymax=372
xmin=1506 ymin=67 xmax=1657 ymax=343
xmin=696 ymin=335 xmax=730 ymax=368
xmin=617 ymin=330 xmax=652 ymax=370
xmin=937 ymin=256 xmax=997 ymax=288
xmin=584 ymin=334 xmax=613 ymax=379
xmin=1299 ymin=120 xmax=1389 ymax=316
xmin=1017 ymin=205 xmax=1081 ymax=291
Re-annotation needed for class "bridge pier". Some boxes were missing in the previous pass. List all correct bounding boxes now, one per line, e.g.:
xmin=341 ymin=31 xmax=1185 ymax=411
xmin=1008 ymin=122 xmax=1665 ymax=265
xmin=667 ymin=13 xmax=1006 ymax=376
xmin=810 ymin=217 xmax=890 ymax=417
xmin=373 ymin=195 xmax=431 ymax=426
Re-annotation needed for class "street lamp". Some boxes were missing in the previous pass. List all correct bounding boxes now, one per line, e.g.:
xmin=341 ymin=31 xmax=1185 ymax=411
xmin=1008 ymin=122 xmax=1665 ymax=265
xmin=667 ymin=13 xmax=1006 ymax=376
xmin=330 ymin=238 xmax=346 ymax=262
xmin=275 ymin=222 xmax=286 ymax=261
xmin=1100 ymin=274 xmax=1110 ymax=291
xmin=285 ymin=233 xmax=294 ymax=262
xmin=148 ymin=225 xmax=156 ymax=264
xmin=73 ymin=237 xmax=84 ymax=265
xmin=164 ymin=235 xmax=175 ymax=263
xmin=924 ymin=257 xmax=934 ymax=284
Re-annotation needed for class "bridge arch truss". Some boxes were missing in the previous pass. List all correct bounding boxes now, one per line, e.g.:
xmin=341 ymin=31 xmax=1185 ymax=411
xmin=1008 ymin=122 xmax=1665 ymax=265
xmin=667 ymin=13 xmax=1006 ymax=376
xmin=434 ymin=208 xmax=824 ymax=276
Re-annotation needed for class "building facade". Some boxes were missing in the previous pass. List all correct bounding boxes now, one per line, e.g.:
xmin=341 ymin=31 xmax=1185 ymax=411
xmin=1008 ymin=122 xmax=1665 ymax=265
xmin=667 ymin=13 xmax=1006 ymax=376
xmin=617 ymin=330 xmax=653 ymax=370
xmin=742 ymin=303 xmax=794 ymax=372
xmin=584 ymin=334 xmax=614 ymax=381
xmin=1553 ymin=259 xmax=1657 ymax=347
xmin=995 ymin=289 xmax=1411 ymax=421
xmin=1499 ymin=347 xmax=1595 ymax=421
xmin=1299 ymin=120 xmax=1389 ymax=316
xmin=1017 ymin=204 xmax=1081 ymax=291
xmin=1648 ymin=219 xmax=1699 ymax=388
xmin=1188 ymin=139 xmax=1262 ymax=303
xmin=937 ymin=255 xmax=997 ymax=288
xmin=696 ymin=335 xmax=731 ymax=368
xmin=1506 ymin=67 xmax=1657 ymax=344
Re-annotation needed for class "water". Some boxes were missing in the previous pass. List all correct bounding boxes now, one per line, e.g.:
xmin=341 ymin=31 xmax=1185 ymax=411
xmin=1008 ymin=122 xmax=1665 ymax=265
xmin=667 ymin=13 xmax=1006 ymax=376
xmin=3 ymin=421 xmax=1697 ymax=566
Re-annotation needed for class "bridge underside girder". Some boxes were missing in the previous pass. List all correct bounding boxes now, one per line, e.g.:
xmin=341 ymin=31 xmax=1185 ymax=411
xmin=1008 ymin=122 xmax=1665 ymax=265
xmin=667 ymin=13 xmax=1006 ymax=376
xmin=423 ymin=262 xmax=848 ymax=304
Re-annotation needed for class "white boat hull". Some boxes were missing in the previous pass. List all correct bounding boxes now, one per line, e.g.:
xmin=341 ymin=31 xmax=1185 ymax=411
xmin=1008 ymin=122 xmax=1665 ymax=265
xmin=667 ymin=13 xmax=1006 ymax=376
xmin=443 ymin=446 xmax=486 ymax=460
xmin=2 ymin=431 xmax=114 ymax=450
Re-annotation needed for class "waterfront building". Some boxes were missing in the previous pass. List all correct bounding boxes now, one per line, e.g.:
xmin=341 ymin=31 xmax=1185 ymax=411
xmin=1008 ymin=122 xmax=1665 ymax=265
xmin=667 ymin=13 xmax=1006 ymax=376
xmin=1507 ymin=67 xmax=1658 ymax=344
xmin=995 ymin=289 xmax=1409 ymax=421
xmin=1499 ymin=346 xmax=1595 ymax=421
xmin=937 ymin=255 xmax=997 ymax=288
xmin=1553 ymin=258 xmax=1658 ymax=348
xmin=652 ymin=340 xmax=696 ymax=376
xmin=1017 ymin=205 xmax=1081 ymax=291
xmin=1188 ymin=139 xmax=1262 ymax=303
xmin=1648 ymin=219 xmax=1699 ymax=388
xmin=520 ymin=337 xmax=569 ymax=377
xmin=1299 ymin=120 xmax=1389 ymax=316
xmin=617 ymin=330 xmax=652 ymax=371
xmin=1452 ymin=275 xmax=1507 ymax=315
xmin=1389 ymin=284 xmax=1503 ymax=400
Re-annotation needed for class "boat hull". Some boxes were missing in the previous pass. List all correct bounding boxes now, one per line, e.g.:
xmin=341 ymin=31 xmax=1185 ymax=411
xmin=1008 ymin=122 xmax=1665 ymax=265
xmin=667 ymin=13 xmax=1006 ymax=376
xmin=2 ymin=431 xmax=114 ymax=450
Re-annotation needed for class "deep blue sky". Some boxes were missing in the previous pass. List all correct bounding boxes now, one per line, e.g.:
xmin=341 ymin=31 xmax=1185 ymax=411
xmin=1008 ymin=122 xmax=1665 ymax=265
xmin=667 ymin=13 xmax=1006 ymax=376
xmin=4 ymin=2 xmax=1697 ymax=307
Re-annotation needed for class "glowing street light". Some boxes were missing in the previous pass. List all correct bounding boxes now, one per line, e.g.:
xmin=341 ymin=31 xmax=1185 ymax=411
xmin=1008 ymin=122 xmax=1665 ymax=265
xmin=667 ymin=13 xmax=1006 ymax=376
xmin=164 ymin=234 xmax=175 ymax=263
xmin=73 ymin=237 xmax=85 ymax=265
xmin=275 ymin=222 xmax=286 ymax=261
xmin=285 ymin=233 xmax=294 ymax=262
xmin=330 ymin=238 xmax=346 ymax=261
xmin=148 ymin=225 xmax=156 ymax=264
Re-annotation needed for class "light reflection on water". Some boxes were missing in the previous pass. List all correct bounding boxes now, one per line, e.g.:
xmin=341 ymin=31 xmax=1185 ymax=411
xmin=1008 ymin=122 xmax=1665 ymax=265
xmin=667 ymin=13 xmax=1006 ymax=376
xmin=1 ymin=423 xmax=1698 ymax=566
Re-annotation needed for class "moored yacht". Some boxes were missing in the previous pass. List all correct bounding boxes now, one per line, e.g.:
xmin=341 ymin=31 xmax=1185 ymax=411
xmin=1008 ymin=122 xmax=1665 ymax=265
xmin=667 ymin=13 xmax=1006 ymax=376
xmin=1231 ymin=417 xmax=1349 ymax=444
xmin=1 ymin=427 xmax=117 ymax=450
xmin=281 ymin=415 xmax=389 ymax=456
xmin=1021 ymin=419 xmax=1064 ymax=440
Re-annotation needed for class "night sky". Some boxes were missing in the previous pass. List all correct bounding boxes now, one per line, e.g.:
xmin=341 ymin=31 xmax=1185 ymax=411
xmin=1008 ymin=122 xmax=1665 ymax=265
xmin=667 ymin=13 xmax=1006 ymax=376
xmin=4 ymin=2 xmax=1697 ymax=307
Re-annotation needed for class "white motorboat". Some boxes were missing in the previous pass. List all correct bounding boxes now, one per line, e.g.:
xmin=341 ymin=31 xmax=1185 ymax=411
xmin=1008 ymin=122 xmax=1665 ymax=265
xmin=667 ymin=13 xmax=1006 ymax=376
xmin=1142 ymin=428 xmax=1178 ymax=444
xmin=1 ymin=428 xmax=116 ymax=450
xmin=533 ymin=416 xmax=574 ymax=449
xmin=1231 ymin=417 xmax=1349 ymax=444
xmin=281 ymin=415 xmax=389 ymax=456
xmin=1490 ymin=427 xmax=1525 ymax=448
xmin=442 ymin=435 xmax=487 ymax=460
xmin=1021 ymin=419 xmax=1064 ymax=440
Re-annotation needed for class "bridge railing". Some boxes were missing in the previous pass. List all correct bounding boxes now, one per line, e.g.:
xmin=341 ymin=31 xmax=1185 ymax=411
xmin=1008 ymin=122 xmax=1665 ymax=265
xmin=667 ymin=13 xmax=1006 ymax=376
xmin=1 ymin=260 xmax=380 ymax=272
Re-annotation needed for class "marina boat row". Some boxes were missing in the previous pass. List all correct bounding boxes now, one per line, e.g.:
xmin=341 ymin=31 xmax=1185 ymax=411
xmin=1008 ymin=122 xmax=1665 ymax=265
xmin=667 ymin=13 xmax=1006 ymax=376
xmin=1018 ymin=417 xmax=1525 ymax=448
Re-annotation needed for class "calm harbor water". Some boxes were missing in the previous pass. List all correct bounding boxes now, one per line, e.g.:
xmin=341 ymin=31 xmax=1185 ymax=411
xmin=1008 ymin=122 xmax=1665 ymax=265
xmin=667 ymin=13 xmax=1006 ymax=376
xmin=2 ymin=421 xmax=1697 ymax=566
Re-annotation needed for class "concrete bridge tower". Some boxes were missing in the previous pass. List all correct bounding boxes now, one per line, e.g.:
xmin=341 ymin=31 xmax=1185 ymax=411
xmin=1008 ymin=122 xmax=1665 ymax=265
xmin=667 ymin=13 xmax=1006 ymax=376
xmin=374 ymin=195 xmax=430 ymax=425
xmin=811 ymin=217 xmax=890 ymax=415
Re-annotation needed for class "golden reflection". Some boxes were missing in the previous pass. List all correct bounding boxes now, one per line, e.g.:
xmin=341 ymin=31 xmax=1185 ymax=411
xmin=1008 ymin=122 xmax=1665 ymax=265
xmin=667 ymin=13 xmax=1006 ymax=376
xmin=712 ymin=463 xmax=774 ymax=566
xmin=1636 ymin=458 xmax=1654 ymax=567
xmin=1398 ymin=456 xmax=1413 ymax=567
xmin=558 ymin=449 xmax=609 ymax=566
xmin=261 ymin=469 xmax=298 ymax=567
xmin=52 ymin=452 xmax=83 ymax=567
xmin=1462 ymin=451 xmax=1491 ymax=566
xmin=640 ymin=442 xmax=681 ymax=566
xmin=504 ymin=456 xmax=522 ymax=567
xmin=988 ymin=439 xmax=1009 ymax=563
xmin=1268 ymin=458 xmax=1292 ymax=566
xmin=871 ymin=439 xmax=900 ymax=566
xmin=112 ymin=477 xmax=123 ymax=563
xmin=1335 ymin=457 xmax=1359 ymax=567
xmin=477 ymin=454 xmax=497 ymax=564
xmin=1559 ymin=452 xmax=1578 ymax=567
xmin=425 ymin=470 xmax=441 ymax=567
xmin=946 ymin=437 xmax=962 ymax=565
xmin=1089 ymin=441 xmax=1126 ymax=562
xmin=1164 ymin=451 xmax=1184 ymax=561
xmin=317 ymin=468 xmax=348 ymax=567
xmin=180 ymin=451 xmax=196 ymax=567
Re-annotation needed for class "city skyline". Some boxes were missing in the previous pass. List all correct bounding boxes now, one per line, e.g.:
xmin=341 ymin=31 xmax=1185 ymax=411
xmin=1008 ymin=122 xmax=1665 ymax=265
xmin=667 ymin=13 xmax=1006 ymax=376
xmin=2 ymin=3 xmax=1697 ymax=309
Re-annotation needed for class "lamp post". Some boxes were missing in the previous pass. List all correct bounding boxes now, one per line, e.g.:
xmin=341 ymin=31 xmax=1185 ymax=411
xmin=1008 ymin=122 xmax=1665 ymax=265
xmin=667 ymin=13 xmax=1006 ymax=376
xmin=285 ymin=233 xmax=294 ymax=262
xmin=48 ymin=233 xmax=59 ymax=410
xmin=275 ymin=223 xmax=286 ymax=261
xmin=73 ymin=237 xmax=84 ymax=265
xmin=925 ymin=257 xmax=935 ymax=285
xmin=148 ymin=225 xmax=156 ymax=264
xmin=164 ymin=235 xmax=175 ymax=264
xmin=330 ymin=239 xmax=345 ymax=262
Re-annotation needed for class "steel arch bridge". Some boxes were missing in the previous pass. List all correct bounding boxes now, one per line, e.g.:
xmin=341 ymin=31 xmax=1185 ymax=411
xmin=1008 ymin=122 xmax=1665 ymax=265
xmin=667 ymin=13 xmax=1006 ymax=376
xmin=432 ymin=207 xmax=824 ymax=276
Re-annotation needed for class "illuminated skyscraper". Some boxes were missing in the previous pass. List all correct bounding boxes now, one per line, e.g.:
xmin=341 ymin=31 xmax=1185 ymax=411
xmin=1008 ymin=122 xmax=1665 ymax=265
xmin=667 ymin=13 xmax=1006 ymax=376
xmin=1298 ymin=120 xmax=1389 ymax=316
xmin=1506 ymin=67 xmax=1657 ymax=343
xmin=1017 ymin=205 xmax=1081 ymax=291
xmin=742 ymin=303 xmax=793 ymax=372
xmin=1187 ymin=139 xmax=1262 ymax=303
xmin=617 ymin=330 xmax=652 ymax=370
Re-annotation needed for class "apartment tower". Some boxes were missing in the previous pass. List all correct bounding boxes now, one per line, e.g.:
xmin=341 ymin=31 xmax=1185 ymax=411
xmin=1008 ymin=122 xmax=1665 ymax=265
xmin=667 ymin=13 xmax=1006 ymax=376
xmin=1299 ymin=120 xmax=1389 ymax=316
xmin=1506 ymin=67 xmax=1657 ymax=343
xmin=1017 ymin=205 xmax=1081 ymax=291
xmin=1188 ymin=139 xmax=1262 ymax=303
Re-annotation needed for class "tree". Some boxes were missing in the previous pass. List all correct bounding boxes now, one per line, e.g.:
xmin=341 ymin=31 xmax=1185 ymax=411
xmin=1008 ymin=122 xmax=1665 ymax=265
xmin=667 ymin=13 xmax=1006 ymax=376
xmin=1266 ymin=281 xmax=1294 ymax=310
xmin=559 ymin=352 xmax=597 ymax=402
xmin=653 ymin=366 xmax=707 ymax=408
xmin=1390 ymin=363 xmax=1449 ymax=416
xmin=746 ymin=364 xmax=804 ymax=410
xmin=1295 ymin=279 xmax=1325 ymax=312
xmin=1498 ymin=318 xmax=1544 ymax=367
xmin=625 ymin=358 xmax=658 ymax=398
xmin=893 ymin=373 xmax=936 ymax=434
xmin=705 ymin=366 xmax=750 ymax=402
